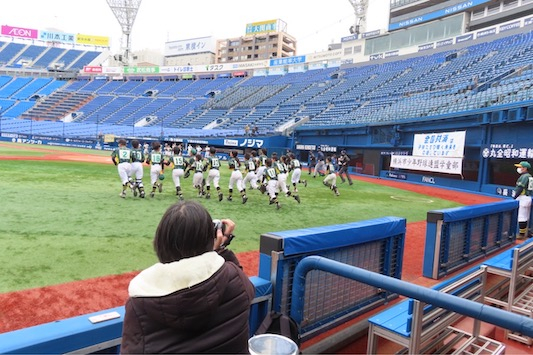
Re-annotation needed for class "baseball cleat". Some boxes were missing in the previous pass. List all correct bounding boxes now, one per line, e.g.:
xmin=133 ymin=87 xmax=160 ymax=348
xmin=218 ymin=193 xmax=223 ymax=202
xmin=242 ymin=196 xmax=248 ymax=204
xmin=206 ymin=193 xmax=211 ymax=199
xmin=294 ymin=195 xmax=301 ymax=204
xmin=140 ymin=191 xmax=145 ymax=198
xmin=303 ymin=180 xmax=307 ymax=187
xmin=227 ymin=196 xmax=233 ymax=201
xmin=120 ymin=191 xmax=126 ymax=198
xmin=158 ymin=183 xmax=163 ymax=193
xmin=150 ymin=191 xmax=155 ymax=198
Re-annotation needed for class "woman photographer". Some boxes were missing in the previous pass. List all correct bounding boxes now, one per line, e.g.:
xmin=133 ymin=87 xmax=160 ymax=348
xmin=121 ymin=201 xmax=255 ymax=354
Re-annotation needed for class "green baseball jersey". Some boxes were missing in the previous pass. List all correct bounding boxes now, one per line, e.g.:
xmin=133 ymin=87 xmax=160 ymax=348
xmin=193 ymin=160 xmax=205 ymax=173
xmin=131 ymin=148 xmax=144 ymax=163
xmin=274 ymin=161 xmax=287 ymax=174
xmin=228 ymin=157 xmax=240 ymax=171
xmin=244 ymin=158 xmax=256 ymax=173
xmin=171 ymin=155 xmax=186 ymax=170
xmin=111 ymin=147 xmax=132 ymax=163
xmin=515 ymin=173 xmax=533 ymax=196
xmin=264 ymin=166 xmax=278 ymax=181
xmin=259 ymin=154 xmax=268 ymax=166
xmin=207 ymin=156 xmax=221 ymax=170
xmin=290 ymin=159 xmax=301 ymax=170
xmin=147 ymin=151 xmax=164 ymax=165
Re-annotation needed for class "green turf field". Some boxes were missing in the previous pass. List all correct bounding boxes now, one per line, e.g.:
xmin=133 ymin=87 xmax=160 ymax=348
xmin=0 ymin=143 xmax=462 ymax=292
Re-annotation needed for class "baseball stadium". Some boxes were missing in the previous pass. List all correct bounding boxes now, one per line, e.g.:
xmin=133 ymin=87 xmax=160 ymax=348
xmin=1 ymin=0 xmax=533 ymax=353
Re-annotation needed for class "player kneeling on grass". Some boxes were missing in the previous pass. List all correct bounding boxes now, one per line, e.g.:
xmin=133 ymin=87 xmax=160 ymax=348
xmin=323 ymin=156 xmax=340 ymax=196
xmin=111 ymin=139 xmax=133 ymax=198
xmin=130 ymin=139 xmax=146 ymax=198
xmin=146 ymin=141 xmax=166 ymax=198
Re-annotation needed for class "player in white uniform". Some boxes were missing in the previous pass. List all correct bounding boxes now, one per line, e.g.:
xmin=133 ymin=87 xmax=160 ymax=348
xmin=323 ymin=156 xmax=340 ymax=196
xmin=263 ymin=158 xmax=281 ymax=209
xmin=130 ymin=139 xmax=146 ymax=198
xmin=145 ymin=141 xmax=165 ymax=198
xmin=227 ymin=150 xmax=247 ymax=204
xmin=170 ymin=146 xmax=186 ymax=200
xmin=243 ymin=152 xmax=259 ymax=190
xmin=205 ymin=146 xmax=223 ymax=201
xmin=111 ymin=139 xmax=133 ymax=198
xmin=192 ymin=153 xmax=206 ymax=197
xmin=513 ymin=161 xmax=533 ymax=239
xmin=288 ymin=153 xmax=307 ymax=194
xmin=273 ymin=153 xmax=300 ymax=204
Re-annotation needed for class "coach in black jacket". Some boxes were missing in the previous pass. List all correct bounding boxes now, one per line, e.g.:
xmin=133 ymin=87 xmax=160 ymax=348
xmin=121 ymin=201 xmax=255 ymax=354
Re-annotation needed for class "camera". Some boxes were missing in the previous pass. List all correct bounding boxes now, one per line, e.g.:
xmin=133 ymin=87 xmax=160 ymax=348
xmin=213 ymin=219 xmax=226 ymax=234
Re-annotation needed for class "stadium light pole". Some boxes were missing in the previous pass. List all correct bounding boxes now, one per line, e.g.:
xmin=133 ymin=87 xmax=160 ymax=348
xmin=106 ymin=0 xmax=143 ymax=65
xmin=347 ymin=0 xmax=368 ymax=35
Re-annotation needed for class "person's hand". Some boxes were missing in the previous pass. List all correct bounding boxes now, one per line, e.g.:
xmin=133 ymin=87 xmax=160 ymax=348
xmin=214 ymin=219 xmax=236 ymax=250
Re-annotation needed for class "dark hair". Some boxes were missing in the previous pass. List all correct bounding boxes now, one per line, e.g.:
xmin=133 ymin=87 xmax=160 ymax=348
xmin=131 ymin=140 xmax=140 ymax=148
xmin=244 ymin=152 xmax=251 ymax=160
xmin=265 ymin=158 xmax=272 ymax=167
xmin=118 ymin=139 xmax=127 ymax=146
xmin=152 ymin=141 xmax=161 ymax=150
xmin=210 ymin=146 xmax=216 ymax=154
xmin=153 ymin=201 xmax=215 ymax=263
xmin=173 ymin=146 xmax=181 ymax=154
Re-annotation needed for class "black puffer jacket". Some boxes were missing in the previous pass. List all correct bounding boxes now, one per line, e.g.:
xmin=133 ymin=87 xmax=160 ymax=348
xmin=121 ymin=250 xmax=255 ymax=354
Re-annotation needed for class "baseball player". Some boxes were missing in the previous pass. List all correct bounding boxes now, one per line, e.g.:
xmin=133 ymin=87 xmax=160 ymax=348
xmin=111 ymin=139 xmax=133 ymax=198
xmin=313 ymin=148 xmax=326 ymax=178
xmin=243 ymin=152 xmax=259 ymax=190
xmin=145 ymin=141 xmax=165 ymax=198
xmin=264 ymin=158 xmax=281 ymax=209
xmin=288 ymin=152 xmax=307 ymax=193
xmin=513 ymin=161 xmax=533 ymax=239
xmin=170 ymin=146 xmax=186 ymax=200
xmin=323 ymin=156 xmax=340 ymax=196
xmin=192 ymin=153 xmax=206 ymax=197
xmin=227 ymin=150 xmax=247 ymax=204
xmin=338 ymin=150 xmax=353 ymax=185
xmin=130 ymin=139 xmax=146 ymax=198
xmin=256 ymin=148 xmax=269 ymax=187
xmin=274 ymin=153 xmax=300 ymax=204
xmin=205 ymin=146 xmax=224 ymax=201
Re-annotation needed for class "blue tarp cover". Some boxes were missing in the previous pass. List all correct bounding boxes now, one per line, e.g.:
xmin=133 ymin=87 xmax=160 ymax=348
xmin=270 ymin=216 xmax=406 ymax=256
xmin=434 ymin=199 xmax=518 ymax=222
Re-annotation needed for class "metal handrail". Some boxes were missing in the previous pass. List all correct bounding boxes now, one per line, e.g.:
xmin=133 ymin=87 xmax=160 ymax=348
xmin=290 ymin=256 xmax=533 ymax=338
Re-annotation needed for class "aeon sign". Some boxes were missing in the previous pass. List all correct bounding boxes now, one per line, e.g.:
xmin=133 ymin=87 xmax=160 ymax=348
xmin=1 ymin=25 xmax=38 ymax=39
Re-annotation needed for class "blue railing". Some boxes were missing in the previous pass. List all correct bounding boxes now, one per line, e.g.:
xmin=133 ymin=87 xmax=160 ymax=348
xmin=290 ymin=256 xmax=533 ymax=338
xmin=423 ymin=199 xmax=518 ymax=279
